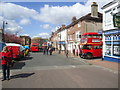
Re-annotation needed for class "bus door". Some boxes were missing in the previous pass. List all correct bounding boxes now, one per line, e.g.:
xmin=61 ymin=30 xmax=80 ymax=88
xmin=93 ymin=45 xmax=102 ymax=57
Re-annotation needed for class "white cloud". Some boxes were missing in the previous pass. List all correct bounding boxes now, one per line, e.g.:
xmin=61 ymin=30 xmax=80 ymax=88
xmin=35 ymin=3 xmax=89 ymax=24
xmin=20 ymin=34 xmax=30 ymax=36
xmin=51 ymin=26 xmax=60 ymax=32
xmin=0 ymin=16 xmax=23 ymax=34
xmin=38 ymin=32 xmax=50 ymax=39
xmin=0 ymin=3 xmax=38 ymax=20
xmin=0 ymin=0 xmax=113 ymax=37
xmin=19 ymin=19 xmax=31 ymax=25
xmin=0 ymin=0 xmax=112 ymax=26
xmin=35 ymin=0 xmax=112 ymax=24
xmin=31 ymin=36 xmax=40 ymax=39
xmin=40 ymin=24 xmax=52 ymax=29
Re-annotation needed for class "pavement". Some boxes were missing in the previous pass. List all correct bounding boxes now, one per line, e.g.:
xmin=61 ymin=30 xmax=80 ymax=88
xmin=54 ymin=51 xmax=119 ymax=72
xmin=86 ymin=59 xmax=119 ymax=71
xmin=1 ymin=52 xmax=119 ymax=88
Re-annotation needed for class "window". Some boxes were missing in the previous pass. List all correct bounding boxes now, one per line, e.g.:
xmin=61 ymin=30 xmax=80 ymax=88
xmin=88 ymin=35 xmax=93 ymax=38
xmin=82 ymin=35 xmax=87 ymax=38
xmin=78 ymin=23 xmax=81 ymax=27
xmin=99 ymin=35 xmax=102 ymax=39
xmin=105 ymin=9 xmax=112 ymax=26
xmin=113 ymin=45 xmax=120 ymax=56
xmin=93 ymin=34 xmax=99 ymax=38
xmin=82 ymin=45 xmax=92 ymax=50
xmin=94 ymin=45 xmax=102 ymax=49
xmin=99 ymin=45 xmax=102 ymax=49
xmin=94 ymin=46 xmax=99 ymax=49
xmin=79 ymin=35 xmax=81 ymax=38
xmin=105 ymin=45 xmax=111 ymax=55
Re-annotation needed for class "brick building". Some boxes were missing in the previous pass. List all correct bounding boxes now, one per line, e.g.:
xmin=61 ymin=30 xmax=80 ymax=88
xmin=66 ymin=2 xmax=103 ymax=55
xmin=50 ymin=2 xmax=103 ymax=55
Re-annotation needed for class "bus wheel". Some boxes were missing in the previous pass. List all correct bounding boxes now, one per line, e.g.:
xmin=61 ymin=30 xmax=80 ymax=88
xmin=86 ymin=53 xmax=93 ymax=59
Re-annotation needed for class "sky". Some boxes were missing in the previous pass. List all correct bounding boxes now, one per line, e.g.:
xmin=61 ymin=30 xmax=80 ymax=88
xmin=0 ymin=0 xmax=113 ymax=39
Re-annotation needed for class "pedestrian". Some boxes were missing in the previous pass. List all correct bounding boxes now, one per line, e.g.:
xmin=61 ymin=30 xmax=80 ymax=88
xmin=43 ymin=46 xmax=47 ymax=55
xmin=46 ymin=47 xmax=49 ymax=55
xmin=66 ymin=50 xmax=69 ymax=58
xmin=1 ymin=46 xmax=12 ymax=81
xmin=49 ymin=47 xmax=53 ymax=55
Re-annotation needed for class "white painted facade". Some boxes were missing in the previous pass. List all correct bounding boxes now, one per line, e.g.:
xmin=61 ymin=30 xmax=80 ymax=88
xmin=102 ymin=0 xmax=120 ymax=62
xmin=102 ymin=1 xmax=119 ymax=30
xmin=57 ymin=29 xmax=67 ymax=51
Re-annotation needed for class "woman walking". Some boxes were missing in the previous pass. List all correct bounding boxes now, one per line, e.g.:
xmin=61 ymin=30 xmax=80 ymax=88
xmin=1 ymin=46 xmax=12 ymax=81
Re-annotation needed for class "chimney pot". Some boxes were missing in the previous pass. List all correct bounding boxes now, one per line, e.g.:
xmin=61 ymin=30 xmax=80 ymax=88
xmin=91 ymin=2 xmax=98 ymax=18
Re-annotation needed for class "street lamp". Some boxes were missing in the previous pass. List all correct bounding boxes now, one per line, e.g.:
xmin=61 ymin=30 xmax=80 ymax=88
xmin=59 ymin=34 xmax=61 ymax=54
xmin=2 ymin=21 xmax=7 ymax=42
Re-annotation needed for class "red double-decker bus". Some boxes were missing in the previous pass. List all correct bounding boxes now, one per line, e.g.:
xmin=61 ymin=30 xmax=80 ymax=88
xmin=30 ymin=43 xmax=39 ymax=52
xmin=79 ymin=32 xmax=102 ymax=59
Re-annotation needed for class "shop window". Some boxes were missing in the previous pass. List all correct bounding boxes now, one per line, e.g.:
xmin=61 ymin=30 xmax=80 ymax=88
xmin=113 ymin=45 xmax=120 ymax=56
xmin=105 ymin=45 xmax=111 ymax=55
xmin=113 ymin=35 xmax=119 ymax=40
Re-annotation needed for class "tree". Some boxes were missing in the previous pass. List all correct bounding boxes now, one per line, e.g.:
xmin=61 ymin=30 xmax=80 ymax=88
xmin=4 ymin=33 xmax=23 ymax=44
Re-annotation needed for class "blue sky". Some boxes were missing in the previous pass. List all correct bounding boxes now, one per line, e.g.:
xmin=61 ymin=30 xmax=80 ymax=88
xmin=0 ymin=0 xmax=111 ymax=38
xmin=13 ymin=2 xmax=84 ymax=37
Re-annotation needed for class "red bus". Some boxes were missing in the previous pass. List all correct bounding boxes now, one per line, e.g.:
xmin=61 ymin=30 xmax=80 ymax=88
xmin=30 ymin=43 xmax=39 ymax=52
xmin=79 ymin=32 xmax=102 ymax=59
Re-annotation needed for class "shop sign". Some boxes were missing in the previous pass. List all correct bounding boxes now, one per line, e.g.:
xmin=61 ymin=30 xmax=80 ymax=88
xmin=104 ymin=30 xmax=120 ymax=35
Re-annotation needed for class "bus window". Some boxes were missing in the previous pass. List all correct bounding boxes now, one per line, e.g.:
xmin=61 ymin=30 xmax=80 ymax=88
xmin=99 ymin=35 xmax=102 ymax=39
xmin=94 ymin=46 xmax=102 ymax=49
xmin=88 ymin=35 xmax=93 ymax=38
xmin=82 ymin=45 xmax=92 ymax=50
xmin=93 ymin=35 xmax=99 ymax=38
xmin=99 ymin=45 xmax=102 ymax=49
xmin=82 ymin=35 xmax=87 ymax=38
xmin=94 ymin=46 xmax=99 ymax=49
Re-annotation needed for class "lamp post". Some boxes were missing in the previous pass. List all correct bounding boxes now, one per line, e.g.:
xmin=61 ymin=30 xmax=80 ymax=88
xmin=2 ymin=21 xmax=7 ymax=42
xmin=59 ymin=34 xmax=61 ymax=54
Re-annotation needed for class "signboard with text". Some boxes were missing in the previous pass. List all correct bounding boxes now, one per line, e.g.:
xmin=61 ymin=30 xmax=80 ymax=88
xmin=113 ymin=13 xmax=120 ymax=28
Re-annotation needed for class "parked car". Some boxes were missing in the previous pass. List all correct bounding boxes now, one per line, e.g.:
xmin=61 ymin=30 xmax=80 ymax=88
xmin=6 ymin=43 xmax=25 ymax=60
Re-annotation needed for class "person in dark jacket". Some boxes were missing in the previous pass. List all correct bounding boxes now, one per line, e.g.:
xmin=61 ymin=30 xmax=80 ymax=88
xmin=49 ymin=47 xmax=53 ymax=55
xmin=1 ymin=46 xmax=12 ymax=81
xmin=46 ymin=47 xmax=49 ymax=55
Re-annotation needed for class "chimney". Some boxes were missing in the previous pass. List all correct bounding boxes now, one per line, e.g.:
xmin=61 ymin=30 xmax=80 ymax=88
xmin=91 ymin=2 xmax=98 ymax=18
xmin=72 ymin=16 xmax=77 ymax=23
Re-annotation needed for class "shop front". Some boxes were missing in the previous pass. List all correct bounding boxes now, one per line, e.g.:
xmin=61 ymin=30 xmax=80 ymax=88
xmin=103 ymin=29 xmax=120 ymax=62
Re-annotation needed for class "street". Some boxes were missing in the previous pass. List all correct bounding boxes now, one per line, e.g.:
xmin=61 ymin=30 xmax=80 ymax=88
xmin=1 ymin=52 xmax=118 ymax=88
